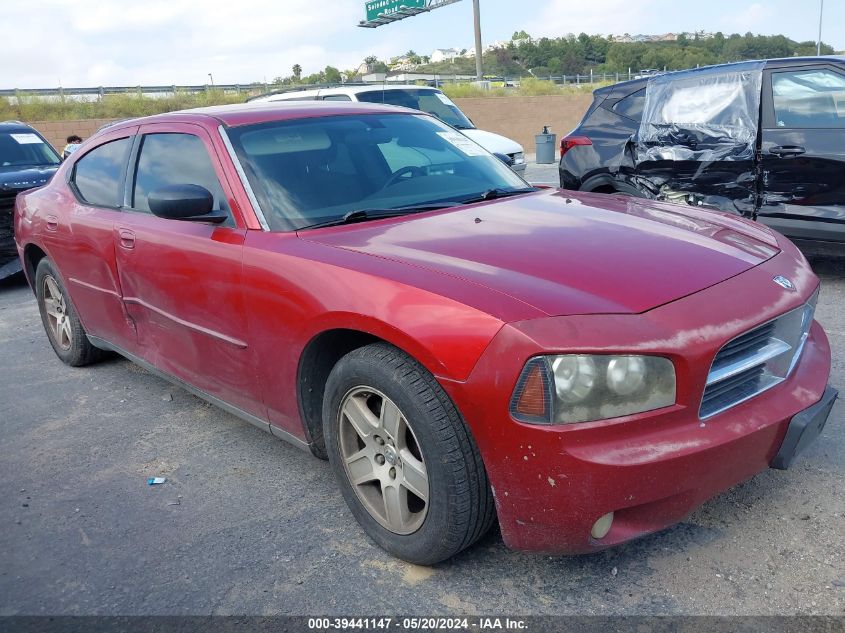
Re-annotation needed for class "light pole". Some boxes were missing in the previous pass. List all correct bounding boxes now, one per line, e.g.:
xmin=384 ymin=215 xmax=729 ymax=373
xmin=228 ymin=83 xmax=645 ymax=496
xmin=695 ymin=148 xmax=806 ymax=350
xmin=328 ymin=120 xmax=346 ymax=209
xmin=817 ymin=0 xmax=824 ymax=56
xmin=208 ymin=73 xmax=215 ymax=86
xmin=472 ymin=0 xmax=482 ymax=81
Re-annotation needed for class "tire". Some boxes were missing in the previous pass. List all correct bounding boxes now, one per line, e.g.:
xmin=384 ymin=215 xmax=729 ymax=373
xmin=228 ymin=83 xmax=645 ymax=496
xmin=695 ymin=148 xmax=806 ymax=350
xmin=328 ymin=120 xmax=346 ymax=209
xmin=585 ymin=181 xmax=648 ymax=198
xmin=35 ymin=258 xmax=105 ymax=367
xmin=323 ymin=342 xmax=495 ymax=565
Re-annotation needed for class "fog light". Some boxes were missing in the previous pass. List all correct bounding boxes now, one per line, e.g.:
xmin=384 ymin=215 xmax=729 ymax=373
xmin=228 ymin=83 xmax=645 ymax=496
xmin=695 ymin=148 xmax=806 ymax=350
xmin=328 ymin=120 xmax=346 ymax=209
xmin=590 ymin=512 xmax=614 ymax=539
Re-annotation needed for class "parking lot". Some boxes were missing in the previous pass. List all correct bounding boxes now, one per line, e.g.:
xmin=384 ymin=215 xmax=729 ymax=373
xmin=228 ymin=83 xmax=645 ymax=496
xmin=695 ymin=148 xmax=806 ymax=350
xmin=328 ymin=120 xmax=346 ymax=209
xmin=0 ymin=161 xmax=843 ymax=617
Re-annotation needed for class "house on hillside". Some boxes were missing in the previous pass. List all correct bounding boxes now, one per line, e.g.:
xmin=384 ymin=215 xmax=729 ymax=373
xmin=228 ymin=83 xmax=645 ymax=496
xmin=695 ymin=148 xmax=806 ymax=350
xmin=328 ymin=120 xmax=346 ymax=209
xmin=430 ymin=48 xmax=460 ymax=63
xmin=389 ymin=55 xmax=416 ymax=71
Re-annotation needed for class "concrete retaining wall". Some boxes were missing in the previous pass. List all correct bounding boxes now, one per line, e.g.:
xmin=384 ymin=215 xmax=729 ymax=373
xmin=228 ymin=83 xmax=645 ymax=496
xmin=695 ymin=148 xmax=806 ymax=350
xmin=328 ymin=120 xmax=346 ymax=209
xmin=26 ymin=94 xmax=594 ymax=156
xmin=453 ymin=94 xmax=593 ymax=154
xmin=28 ymin=119 xmax=120 ymax=153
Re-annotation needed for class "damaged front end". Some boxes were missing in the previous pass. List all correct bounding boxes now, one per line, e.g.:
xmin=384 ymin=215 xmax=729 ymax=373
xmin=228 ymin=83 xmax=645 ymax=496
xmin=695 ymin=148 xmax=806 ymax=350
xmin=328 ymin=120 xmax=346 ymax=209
xmin=0 ymin=169 xmax=56 ymax=280
xmin=0 ymin=189 xmax=22 ymax=279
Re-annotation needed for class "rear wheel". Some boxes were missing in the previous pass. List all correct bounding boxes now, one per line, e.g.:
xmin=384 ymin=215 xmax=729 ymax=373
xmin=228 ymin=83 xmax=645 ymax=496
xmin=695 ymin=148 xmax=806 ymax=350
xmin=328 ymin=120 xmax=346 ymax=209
xmin=323 ymin=342 xmax=494 ymax=564
xmin=35 ymin=258 xmax=104 ymax=366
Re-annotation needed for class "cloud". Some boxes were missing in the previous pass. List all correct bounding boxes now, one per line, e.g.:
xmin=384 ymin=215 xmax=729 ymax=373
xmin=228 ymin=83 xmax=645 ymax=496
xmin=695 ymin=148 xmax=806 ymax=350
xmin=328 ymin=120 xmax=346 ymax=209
xmin=2 ymin=0 xmax=362 ymax=87
xmin=2 ymin=0 xmax=842 ymax=88
xmin=520 ymin=0 xmax=658 ymax=38
xmin=719 ymin=2 xmax=774 ymax=34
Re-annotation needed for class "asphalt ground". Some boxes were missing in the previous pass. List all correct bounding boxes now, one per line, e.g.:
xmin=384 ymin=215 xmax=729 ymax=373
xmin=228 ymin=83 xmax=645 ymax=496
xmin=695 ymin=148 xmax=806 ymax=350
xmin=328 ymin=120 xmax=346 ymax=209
xmin=0 ymin=164 xmax=843 ymax=616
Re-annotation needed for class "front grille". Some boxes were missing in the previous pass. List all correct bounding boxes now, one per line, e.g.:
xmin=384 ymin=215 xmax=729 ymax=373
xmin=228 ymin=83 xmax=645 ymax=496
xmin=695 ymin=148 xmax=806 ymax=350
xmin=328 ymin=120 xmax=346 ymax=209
xmin=700 ymin=291 xmax=818 ymax=419
xmin=0 ymin=193 xmax=18 ymax=263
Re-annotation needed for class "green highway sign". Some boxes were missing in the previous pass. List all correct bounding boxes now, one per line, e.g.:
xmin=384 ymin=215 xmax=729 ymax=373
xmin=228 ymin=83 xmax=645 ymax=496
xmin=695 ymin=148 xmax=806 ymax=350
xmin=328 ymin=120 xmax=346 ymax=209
xmin=365 ymin=0 xmax=426 ymax=22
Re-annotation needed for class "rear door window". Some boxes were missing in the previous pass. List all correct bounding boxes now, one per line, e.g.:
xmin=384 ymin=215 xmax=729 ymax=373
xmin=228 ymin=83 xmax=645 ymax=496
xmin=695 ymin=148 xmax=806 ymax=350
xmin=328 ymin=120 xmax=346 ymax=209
xmin=131 ymin=133 xmax=228 ymax=218
xmin=611 ymin=89 xmax=646 ymax=121
xmin=772 ymin=69 xmax=845 ymax=129
xmin=72 ymin=137 xmax=132 ymax=207
xmin=321 ymin=94 xmax=352 ymax=101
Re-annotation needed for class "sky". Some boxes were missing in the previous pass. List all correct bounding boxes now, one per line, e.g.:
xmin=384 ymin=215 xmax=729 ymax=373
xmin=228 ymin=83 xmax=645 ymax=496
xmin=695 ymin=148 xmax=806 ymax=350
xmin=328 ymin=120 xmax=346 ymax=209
xmin=2 ymin=0 xmax=842 ymax=88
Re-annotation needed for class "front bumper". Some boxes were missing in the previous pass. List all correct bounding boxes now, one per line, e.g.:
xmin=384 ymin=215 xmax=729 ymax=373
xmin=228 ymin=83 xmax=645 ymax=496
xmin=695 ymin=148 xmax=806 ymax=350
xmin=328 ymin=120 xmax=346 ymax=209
xmin=439 ymin=248 xmax=834 ymax=554
xmin=771 ymin=386 xmax=837 ymax=470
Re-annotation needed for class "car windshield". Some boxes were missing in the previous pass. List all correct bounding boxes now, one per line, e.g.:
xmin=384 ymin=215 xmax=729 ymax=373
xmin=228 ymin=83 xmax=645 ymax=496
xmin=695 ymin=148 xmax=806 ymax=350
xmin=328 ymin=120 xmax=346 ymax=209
xmin=226 ymin=113 xmax=528 ymax=231
xmin=355 ymin=89 xmax=475 ymax=129
xmin=0 ymin=131 xmax=60 ymax=170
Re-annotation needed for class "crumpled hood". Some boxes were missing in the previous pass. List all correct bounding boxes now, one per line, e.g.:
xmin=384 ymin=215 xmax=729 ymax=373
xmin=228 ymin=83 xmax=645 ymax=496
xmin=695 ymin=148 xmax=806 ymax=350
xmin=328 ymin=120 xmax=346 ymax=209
xmin=303 ymin=189 xmax=780 ymax=317
xmin=0 ymin=166 xmax=57 ymax=192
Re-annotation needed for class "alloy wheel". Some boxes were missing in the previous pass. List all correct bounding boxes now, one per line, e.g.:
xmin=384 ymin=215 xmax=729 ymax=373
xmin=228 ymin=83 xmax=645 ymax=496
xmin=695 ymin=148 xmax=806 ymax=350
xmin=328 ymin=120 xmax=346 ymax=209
xmin=42 ymin=275 xmax=72 ymax=351
xmin=338 ymin=387 xmax=429 ymax=535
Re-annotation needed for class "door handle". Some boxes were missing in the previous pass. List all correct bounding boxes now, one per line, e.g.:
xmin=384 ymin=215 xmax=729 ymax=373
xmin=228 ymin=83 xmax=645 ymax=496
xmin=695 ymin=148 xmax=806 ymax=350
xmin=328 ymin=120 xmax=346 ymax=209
xmin=118 ymin=228 xmax=136 ymax=250
xmin=769 ymin=145 xmax=805 ymax=157
xmin=45 ymin=215 xmax=59 ymax=231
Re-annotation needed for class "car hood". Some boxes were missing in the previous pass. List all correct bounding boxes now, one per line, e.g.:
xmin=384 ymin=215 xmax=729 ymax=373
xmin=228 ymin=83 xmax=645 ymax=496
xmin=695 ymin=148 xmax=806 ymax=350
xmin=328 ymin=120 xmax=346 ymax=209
xmin=0 ymin=165 xmax=58 ymax=193
xmin=461 ymin=128 xmax=523 ymax=154
xmin=303 ymin=189 xmax=780 ymax=317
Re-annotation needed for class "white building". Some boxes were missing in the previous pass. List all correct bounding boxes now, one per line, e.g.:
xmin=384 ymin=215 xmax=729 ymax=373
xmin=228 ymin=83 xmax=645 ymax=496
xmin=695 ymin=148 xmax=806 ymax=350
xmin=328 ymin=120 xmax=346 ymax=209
xmin=430 ymin=48 xmax=460 ymax=63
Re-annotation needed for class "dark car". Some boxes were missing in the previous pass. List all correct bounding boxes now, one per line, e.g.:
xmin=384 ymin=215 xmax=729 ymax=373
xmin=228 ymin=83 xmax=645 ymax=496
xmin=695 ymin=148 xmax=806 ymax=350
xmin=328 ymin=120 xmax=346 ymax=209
xmin=559 ymin=57 xmax=845 ymax=253
xmin=0 ymin=121 xmax=60 ymax=278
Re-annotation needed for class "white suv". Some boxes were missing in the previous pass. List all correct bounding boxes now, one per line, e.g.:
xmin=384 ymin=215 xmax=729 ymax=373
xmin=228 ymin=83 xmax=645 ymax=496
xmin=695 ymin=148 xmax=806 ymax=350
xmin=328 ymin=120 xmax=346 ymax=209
xmin=248 ymin=85 xmax=526 ymax=174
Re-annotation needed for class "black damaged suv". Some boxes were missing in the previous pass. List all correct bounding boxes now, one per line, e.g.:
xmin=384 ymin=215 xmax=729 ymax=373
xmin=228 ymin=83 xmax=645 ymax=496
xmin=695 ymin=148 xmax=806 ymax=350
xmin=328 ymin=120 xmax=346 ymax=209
xmin=559 ymin=57 xmax=845 ymax=252
xmin=0 ymin=121 xmax=60 ymax=278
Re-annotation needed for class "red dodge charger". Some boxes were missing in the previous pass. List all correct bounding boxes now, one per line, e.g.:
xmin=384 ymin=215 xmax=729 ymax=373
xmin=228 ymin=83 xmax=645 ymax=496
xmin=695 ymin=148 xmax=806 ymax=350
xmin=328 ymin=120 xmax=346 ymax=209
xmin=14 ymin=102 xmax=836 ymax=564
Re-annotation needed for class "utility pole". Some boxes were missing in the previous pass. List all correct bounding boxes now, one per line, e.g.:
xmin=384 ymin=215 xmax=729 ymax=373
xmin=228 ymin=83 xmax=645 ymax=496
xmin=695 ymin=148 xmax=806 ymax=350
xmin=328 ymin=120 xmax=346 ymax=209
xmin=472 ymin=0 xmax=482 ymax=80
xmin=817 ymin=0 xmax=824 ymax=56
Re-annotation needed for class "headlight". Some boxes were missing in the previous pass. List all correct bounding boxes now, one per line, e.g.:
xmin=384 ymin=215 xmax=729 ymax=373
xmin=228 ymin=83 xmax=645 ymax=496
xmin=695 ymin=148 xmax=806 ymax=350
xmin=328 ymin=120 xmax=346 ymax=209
xmin=510 ymin=355 xmax=676 ymax=424
xmin=511 ymin=152 xmax=525 ymax=164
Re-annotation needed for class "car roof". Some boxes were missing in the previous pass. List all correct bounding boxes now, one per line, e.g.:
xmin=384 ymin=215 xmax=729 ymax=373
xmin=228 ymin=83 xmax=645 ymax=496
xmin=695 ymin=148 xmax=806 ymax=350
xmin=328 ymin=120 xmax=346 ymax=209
xmin=251 ymin=84 xmax=441 ymax=101
xmin=102 ymin=101 xmax=420 ymax=133
xmin=0 ymin=120 xmax=38 ymax=133
xmin=594 ymin=55 xmax=845 ymax=98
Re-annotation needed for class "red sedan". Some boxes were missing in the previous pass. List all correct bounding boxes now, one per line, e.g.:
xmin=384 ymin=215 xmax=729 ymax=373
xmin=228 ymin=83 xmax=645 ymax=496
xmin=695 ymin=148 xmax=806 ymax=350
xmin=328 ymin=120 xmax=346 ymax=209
xmin=14 ymin=103 xmax=836 ymax=564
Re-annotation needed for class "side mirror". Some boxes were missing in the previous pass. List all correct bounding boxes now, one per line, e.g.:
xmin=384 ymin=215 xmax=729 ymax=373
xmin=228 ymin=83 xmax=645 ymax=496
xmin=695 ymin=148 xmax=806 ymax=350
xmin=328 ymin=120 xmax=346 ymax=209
xmin=493 ymin=152 xmax=514 ymax=167
xmin=147 ymin=184 xmax=227 ymax=223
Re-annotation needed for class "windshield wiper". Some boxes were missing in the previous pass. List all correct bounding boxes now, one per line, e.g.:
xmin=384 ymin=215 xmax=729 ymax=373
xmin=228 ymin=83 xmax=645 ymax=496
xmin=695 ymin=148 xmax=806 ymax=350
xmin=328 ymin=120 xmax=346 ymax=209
xmin=299 ymin=202 xmax=459 ymax=230
xmin=459 ymin=187 xmax=538 ymax=205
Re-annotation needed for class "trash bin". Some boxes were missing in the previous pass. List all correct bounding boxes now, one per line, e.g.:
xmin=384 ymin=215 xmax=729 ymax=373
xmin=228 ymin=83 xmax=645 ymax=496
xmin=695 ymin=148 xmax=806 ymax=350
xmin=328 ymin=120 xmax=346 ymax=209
xmin=535 ymin=125 xmax=557 ymax=164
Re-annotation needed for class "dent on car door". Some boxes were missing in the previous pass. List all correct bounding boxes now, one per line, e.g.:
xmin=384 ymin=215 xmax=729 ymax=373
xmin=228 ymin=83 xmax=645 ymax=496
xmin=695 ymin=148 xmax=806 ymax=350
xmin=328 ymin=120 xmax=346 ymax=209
xmin=113 ymin=124 xmax=265 ymax=419
xmin=633 ymin=62 xmax=764 ymax=217
xmin=59 ymin=128 xmax=139 ymax=349
xmin=758 ymin=66 xmax=845 ymax=244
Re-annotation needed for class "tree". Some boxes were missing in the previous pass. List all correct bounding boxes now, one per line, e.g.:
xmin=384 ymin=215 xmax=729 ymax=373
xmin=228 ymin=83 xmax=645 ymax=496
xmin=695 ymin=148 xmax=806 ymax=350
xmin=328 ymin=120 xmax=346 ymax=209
xmin=324 ymin=66 xmax=342 ymax=83
xmin=363 ymin=55 xmax=379 ymax=66
xmin=292 ymin=64 xmax=302 ymax=80
xmin=403 ymin=50 xmax=422 ymax=65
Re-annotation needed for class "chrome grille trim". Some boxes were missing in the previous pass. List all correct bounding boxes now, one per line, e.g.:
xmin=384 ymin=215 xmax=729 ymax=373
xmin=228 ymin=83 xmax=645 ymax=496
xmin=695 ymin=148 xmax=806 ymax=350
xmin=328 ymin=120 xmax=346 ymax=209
xmin=707 ymin=339 xmax=791 ymax=384
xmin=700 ymin=291 xmax=818 ymax=419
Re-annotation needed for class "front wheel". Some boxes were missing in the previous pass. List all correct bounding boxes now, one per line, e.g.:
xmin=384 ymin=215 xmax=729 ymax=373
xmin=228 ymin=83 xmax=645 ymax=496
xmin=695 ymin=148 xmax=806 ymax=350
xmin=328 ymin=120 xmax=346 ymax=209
xmin=323 ymin=343 xmax=494 ymax=564
xmin=35 ymin=258 xmax=105 ymax=367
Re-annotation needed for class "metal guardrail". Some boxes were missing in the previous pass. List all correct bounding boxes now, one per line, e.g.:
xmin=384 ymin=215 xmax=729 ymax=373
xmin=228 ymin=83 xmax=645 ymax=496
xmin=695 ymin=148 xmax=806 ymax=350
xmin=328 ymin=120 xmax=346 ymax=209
xmin=0 ymin=72 xmax=648 ymax=99
xmin=0 ymin=84 xmax=267 ymax=98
